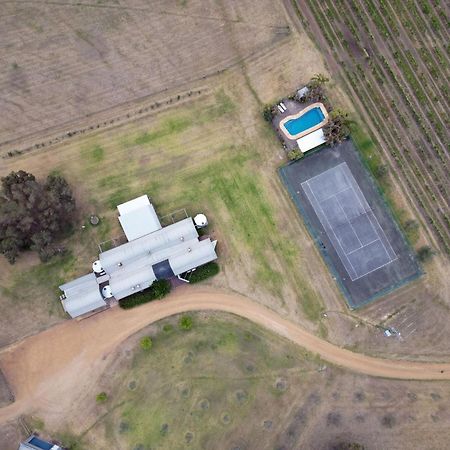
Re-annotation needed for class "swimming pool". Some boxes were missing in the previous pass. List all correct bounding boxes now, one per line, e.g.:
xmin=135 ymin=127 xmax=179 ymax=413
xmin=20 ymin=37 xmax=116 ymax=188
xmin=280 ymin=103 xmax=328 ymax=140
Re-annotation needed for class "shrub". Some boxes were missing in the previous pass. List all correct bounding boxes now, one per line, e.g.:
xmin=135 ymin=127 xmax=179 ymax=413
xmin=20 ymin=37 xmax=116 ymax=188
xmin=374 ymin=164 xmax=388 ymax=179
xmin=179 ymin=315 xmax=193 ymax=331
xmin=331 ymin=443 xmax=365 ymax=450
xmin=119 ymin=280 xmax=171 ymax=309
xmin=403 ymin=219 xmax=420 ymax=244
xmin=162 ymin=323 xmax=174 ymax=333
xmin=262 ymin=105 xmax=275 ymax=122
xmin=140 ymin=336 xmax=153 ymax=350
xmin=288 ymin=149 xmax=303 ymax=161
xmin=417 ymin=245 xmax=435 ymax=263
xmin=96 ymin=392 xmax=108 ymax=403
xmin=188 ymin=262 xmax=219 ymax=283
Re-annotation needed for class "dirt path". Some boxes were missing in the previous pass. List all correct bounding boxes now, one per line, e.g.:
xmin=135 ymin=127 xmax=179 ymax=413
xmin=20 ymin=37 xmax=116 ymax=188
xmin=1 ymin=287 xmax=450 ymax=425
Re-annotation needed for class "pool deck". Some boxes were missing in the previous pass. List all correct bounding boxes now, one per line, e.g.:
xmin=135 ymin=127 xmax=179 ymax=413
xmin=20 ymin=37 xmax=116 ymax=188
xmin=272 ymin=99 xmax=322 ymax=151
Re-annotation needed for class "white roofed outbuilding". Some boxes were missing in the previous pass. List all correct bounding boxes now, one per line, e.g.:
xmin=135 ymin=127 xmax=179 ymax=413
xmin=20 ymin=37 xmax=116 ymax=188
xmin=296 ymin=128 xmax=326 ymax=153
xmin=118 ymin=195 xmax=161 ymax=241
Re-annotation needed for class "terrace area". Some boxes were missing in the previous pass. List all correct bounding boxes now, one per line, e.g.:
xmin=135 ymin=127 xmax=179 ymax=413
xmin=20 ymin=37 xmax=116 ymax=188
xmin=271 ymin=97 xmax=328 ymax=153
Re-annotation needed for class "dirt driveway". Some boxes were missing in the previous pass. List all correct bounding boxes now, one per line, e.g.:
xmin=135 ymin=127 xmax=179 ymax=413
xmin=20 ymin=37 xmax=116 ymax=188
xmin=1 ymin=287 xmax=450 ymax=426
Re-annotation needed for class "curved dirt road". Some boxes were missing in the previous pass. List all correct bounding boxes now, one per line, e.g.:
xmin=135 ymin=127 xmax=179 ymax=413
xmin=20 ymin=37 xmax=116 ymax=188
xmin=1 ymin=287 xmax=450 ymax=423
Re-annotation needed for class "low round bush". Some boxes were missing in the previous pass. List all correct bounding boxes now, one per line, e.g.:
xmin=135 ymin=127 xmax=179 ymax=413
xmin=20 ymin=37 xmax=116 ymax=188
xmin=96 ymin=392 xmax=108 ymax=403
xmin=179 ymin=315 xmax=193 ymax=331
xmin=140 ymin=336 xmax=153 ymax=350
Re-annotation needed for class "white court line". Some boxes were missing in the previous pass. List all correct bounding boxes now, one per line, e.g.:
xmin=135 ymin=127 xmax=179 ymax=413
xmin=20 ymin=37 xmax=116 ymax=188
xmin=302 ymin=163 xmax=398 ymax=281
xmin=345 ymin=238 xmax=380 ymax=256
xmin=335 ymin=193 xmax=363 ymax=248
xmin=317 ymin=186 xmax=352 ymax=204
xmin=350 ymin=257 xmax=397 ymax=281
xmin=303 ymin=180 xmax=359 ymax=280
xmin=341 ymin=164 xmax=397 ymax=261
xmin=340 ymin=168 xmax=391 ymax=264
xmin=301 ymin=162 xmax=347 ymax=184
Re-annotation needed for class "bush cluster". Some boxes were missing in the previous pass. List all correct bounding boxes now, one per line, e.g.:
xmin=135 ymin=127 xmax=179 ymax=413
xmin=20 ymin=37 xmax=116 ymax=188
xmin=119 ymin=280 xmax=171 ymax=309
xmin=188 ymin=262 xmax=220 ymax=283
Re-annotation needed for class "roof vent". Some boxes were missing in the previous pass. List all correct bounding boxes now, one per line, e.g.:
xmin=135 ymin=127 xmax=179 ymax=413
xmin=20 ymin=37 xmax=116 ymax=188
xmin=102 ymin=285 xmax=113 ymax=298
xmin=194 ymin=213 xmax=208 ymax=228
xmin=188 ymin=247 xmax=192 ymax=252
xmin=92 ymin=260 xmax=103 ymax=273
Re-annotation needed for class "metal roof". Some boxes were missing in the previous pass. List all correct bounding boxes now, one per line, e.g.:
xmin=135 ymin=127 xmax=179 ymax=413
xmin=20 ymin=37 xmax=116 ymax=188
xmin=100 ymin=218 xmax=198 ymax=271
xmin=169 ymin=239 xmax=217 ymax=275
xmin=117 ymin=195 xmax=161 ymax=241
xmin=109 ymin=263 xmax=156 ymax=300
xmin=60 ymin=273 xmax=106 ymax=318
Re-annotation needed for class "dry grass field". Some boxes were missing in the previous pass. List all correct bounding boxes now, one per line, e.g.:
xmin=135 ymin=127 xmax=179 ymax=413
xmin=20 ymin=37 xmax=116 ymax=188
xmin=5 ymin=312 xmax=450 ymax=450
xmin=1 ymin=0 xmax=291 ymax=148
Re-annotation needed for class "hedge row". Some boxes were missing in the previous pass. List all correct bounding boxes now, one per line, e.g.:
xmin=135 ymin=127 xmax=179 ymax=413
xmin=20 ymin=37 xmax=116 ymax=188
xmin=119 ymin=280 xmax=171 ymax=309
xmin=188 ymin=262 xmax=220 ymax=283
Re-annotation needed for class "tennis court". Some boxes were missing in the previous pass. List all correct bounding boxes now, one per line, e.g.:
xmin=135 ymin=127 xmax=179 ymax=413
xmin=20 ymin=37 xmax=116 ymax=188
xmin=279 ymin=140 xmax=421 ymax=308
xmin=301 ymin=163 xmax=397 ymax=281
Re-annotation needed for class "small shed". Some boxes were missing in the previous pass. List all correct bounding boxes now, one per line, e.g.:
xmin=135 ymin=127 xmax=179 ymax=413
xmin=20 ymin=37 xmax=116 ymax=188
xmin=296 ymin=86 xmax=309 ymax=100
xmin=296 ymin=128 xmax=326 ymax=153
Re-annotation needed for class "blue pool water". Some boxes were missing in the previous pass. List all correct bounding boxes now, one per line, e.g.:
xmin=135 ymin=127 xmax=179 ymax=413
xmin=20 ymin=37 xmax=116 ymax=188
xmin=284 ymin=107 xmax=325 ymax=136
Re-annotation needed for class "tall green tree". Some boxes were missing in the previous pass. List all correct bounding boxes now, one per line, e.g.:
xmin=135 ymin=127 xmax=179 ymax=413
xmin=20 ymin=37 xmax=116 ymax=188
xmin=0 ymin=170 xmax=76 ymax=263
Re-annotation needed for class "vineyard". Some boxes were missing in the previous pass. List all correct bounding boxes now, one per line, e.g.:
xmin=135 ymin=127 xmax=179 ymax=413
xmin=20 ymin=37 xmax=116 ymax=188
xmin=293 ymin=0 xmax=450 ymax=255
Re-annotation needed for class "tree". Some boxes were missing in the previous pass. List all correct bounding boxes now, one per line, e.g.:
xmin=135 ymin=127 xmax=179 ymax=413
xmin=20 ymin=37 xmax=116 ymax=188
xmin=323 ymin=109 xmax=352 ymax=146
xmin=0 ymin=170 xmax=76 ymax=263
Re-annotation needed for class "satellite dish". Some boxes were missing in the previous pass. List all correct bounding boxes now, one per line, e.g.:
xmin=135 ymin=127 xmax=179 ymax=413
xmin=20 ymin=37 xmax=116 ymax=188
xmin=194 ymin=213 xmax=208 ymax=228
xmin=102 ymin=285 xmax=113 ymax=298
xmin=92 ymin=260 xmax=103 ymax=273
